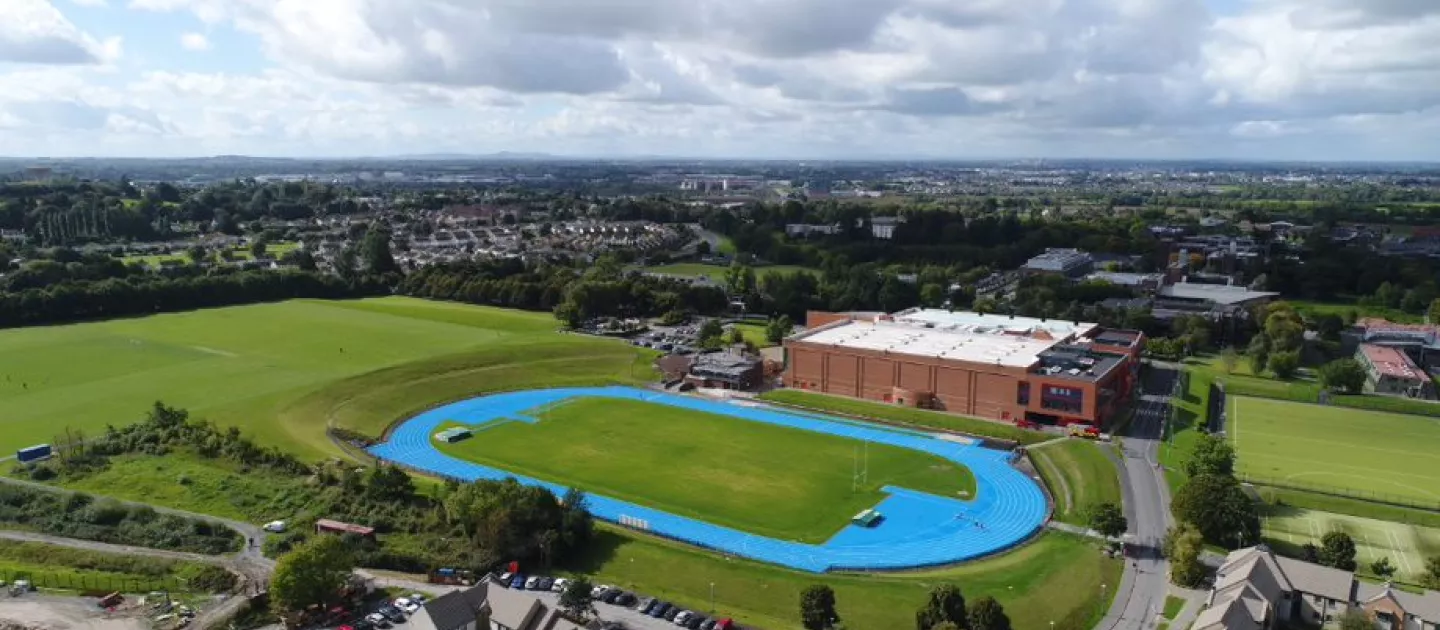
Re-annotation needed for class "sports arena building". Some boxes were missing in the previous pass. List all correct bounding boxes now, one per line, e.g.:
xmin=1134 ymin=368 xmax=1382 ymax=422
xmin=784 ymin=308 xmax=1146 ymax=429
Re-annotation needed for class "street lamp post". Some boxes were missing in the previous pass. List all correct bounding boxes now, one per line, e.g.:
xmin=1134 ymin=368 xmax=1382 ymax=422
xmin=710 ymin=582 xmax=715 ymax=614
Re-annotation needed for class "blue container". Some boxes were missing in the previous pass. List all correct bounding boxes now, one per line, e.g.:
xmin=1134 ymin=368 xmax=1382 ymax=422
xmin=15 ymin=444 xmax=52 ymax=464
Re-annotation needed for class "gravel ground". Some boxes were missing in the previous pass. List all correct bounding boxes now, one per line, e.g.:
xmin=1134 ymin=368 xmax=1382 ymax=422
xmin=0 ymin=595 xmax=149 ymax=630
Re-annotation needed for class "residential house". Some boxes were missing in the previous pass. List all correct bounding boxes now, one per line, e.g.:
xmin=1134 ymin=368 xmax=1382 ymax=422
xmin=408 ymin=582 xmax=590 ymax=630
xmin=1194 ymin=545 xmax=1440 ymax=630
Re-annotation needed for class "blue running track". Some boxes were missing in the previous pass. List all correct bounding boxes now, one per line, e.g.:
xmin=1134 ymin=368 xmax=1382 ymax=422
xmin=368 ymin=386 xmax=1047 ymax=573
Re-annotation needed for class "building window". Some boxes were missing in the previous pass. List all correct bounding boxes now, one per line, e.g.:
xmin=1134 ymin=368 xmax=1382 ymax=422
xmin=1017 ymin=382 xmax=1030 ymax=405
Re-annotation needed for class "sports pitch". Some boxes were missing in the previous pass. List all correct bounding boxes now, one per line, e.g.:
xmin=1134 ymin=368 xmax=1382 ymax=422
xmin=1230 ymin=395 xmax=1440 ymax=505
xmin=1262 ymin=506 xmax=1440 ymax=582
xmin=0 ymin=297 xmax=648 ymax=459
xmin=372 ymin=387 xmax=1049 ymax=573
xmin=435 ymin=397 xmax=976 ymax=542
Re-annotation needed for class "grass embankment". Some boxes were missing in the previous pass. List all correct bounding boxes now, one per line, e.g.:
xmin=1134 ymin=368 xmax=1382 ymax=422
xmin=0 ymin=540 xmax=235 ymax=594
xmin=435 ymin=397 xmax=975 ymax=543
xmin=0 ymin=297 xmax=654 ymax=459
xmin=1029 ymin=439 xmax=1122 ymax=526
xmin=567 ymin=529 xmax=1120 ymax=630
xmin=1229 ymin=395 xmax=1440 ymax=507
xmin=759 ymin=390 xmax=1047 ymax=445
xmin=1162 ymin=595 xmax=1185 ymax=620
xmin=57 ymin=452 xmax=312 ymax=523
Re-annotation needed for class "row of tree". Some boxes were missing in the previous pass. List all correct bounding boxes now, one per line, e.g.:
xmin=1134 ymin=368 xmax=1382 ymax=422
xmin=799 ymin=583 xmax=1013 ymax=630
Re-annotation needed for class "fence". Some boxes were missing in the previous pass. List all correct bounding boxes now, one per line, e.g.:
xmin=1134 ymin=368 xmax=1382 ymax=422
xmin=1239 ymin=473 xmax=1440 ymax=513
xmin=1206 ymin=382 xmax=1226 ymax=433
xmin=0 ymin=569 xmax=187 ymax=595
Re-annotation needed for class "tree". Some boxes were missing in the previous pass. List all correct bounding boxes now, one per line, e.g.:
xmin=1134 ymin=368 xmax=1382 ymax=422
xmin=360 ymin=224 xmax=399 ymax=275
xmin=1219 ymin=346 xmax=1239 ymax=374
xmin=727 ymin=326 xmax=746 ymax=346
xmin=1315 ymin=313 xmax=1345 ymax=341
xmin=1184 ymin=434 xmax=1235 ymax=478
xmin=696 ymin=240 xmax=712 ymax=256
xmin=1429 ymin=298 xmax=1440 ymax=325
xmin=559 ymin=577 xmax=595 ymax=619
xmin=766 ymin=315 xmax=793 ymax=344
xmin=1318 ymin=358 xmax=1366 ymax=394
xmin=1337 ymin=609 xmax=1373 ymax=630
xmin=1172 ymin=474 xmax=1260 ymax=548
xmin=186 ymin=244 xmax=209 ymax=265
xmin=1268 ymin=350 xmax=1300 ymax=380
xmin=269 ymin=535 xmax=355 ymax=614
xmin=1320 ymin=531 xmax=1358 ymax=571
xmin=1163 ymin=522 xmax=1206 ymax=588
xmin=1247 ymin=335 xmax=1269 ymax=374
xmin=1424 ymin=556 xmax=1440 ymax=589
xmin=800 ymin=584 xmax=839 ymax=630
xmin=1301 ymin=543 xmax=1320 ymax=563
xmin=966 ymin=596 xmax=1010 ymax=630
xmin=250 ymin=238 xmax=268 ymax=259
xmin=1086 ymin=502 xmax=1128 ymax=539
xmin=915 ymin=584 xmax=967 ymax=630
xmin=698 ymin=319 xmax=725 ymax=350
xmin=1371 ymin=557 xmax=1396 ymax=580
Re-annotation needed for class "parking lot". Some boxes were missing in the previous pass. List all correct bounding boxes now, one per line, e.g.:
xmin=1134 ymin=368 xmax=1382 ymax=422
xmin=495 ymin=574 xmax=738 ymax=630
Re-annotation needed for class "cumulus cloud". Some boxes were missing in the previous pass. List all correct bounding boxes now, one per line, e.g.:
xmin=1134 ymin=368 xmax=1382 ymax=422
xmin=0 ymin=0 xmax=1431 ymax=158
xmin=0 ymin=0 xmax=118 ymax=65
xmin=180 ymin=32 xmax=210 ymax=51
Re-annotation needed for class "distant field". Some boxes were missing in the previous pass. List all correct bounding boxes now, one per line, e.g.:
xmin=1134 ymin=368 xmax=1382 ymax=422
xmin=120 ymin=241 xmax=300 ymax=267
xmin=1262 ymin=506 xmax=1440 ymax=584
xmin=1230 ymin=396 xmax=1440 ymax=506
xmin=646 ymin=263 xmax=818 ymax=282
xmin=730 ymin=322 xmax=776 ymax=347
xmin=0 ymin=297 xmax=652 ymax=459
xmin=434 ymin=397 xmax=975 ymax=542
xmin=1029 ymin=439 xmax=1122 ymax=526
xmin=1287 ymin=299 xmax=1423 ymax=325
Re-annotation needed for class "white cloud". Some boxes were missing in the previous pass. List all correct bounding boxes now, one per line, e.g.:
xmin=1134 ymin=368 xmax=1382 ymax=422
xmin=0 ymin=0 xmax=1430 ymax=159
xmin=0 ymin=0 xmax=120 ymax=65
xmin=180 ymin=32 xmax=210 ymax=51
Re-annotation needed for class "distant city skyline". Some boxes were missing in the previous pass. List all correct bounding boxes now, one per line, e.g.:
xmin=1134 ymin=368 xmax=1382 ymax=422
xmin=2 ymin=0 xmax=1440 ymax=160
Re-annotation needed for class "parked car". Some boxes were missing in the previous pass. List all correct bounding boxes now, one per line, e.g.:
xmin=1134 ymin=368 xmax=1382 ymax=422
xmin=615 ymin=592 xmax=637 ymax=607
xmin=497 ymin=572 xmax=514 ymax=586
xmin=536 ymin=577 xmax=554 ymax=591
xmin=602 ymin=589 xmax=623 ymax=604
xmin=636 ymin=598 xmax=656 ymax=614
xmin=664 ymin=608 xmax=682 ymax=622
xmin=686 ymin=615 xmax=706 ymax=629
xmin=592 ymin=584 xmax=613 ymax=598
xmin=650 ymin=602 xmax=672 ymax=618
xmin=394 ymin=598 xmax=420 ymax=614
xmin=408 ymin=594 xmax=426 ymax=605
xmin=379 ymin=607 xmax=406 ymax=624
xmin=524 ymin=576 xmax=541 ymax=590
xmin=262 ymin=520 xmax=286 ymax=533
xmin=699 ymin=620 xmax=717 ymax=630
xmin=510 ymin=574 xmax=527 ymax=589
xmin=551 ymin=578 xmax=569 ymax=593
xmin=365 ymin=612 xmax=390 ymax=628
xmin=676 ymin=611 xmax=696 ymax=626
xmin=353 ymin=619 xmax=374 ymax=630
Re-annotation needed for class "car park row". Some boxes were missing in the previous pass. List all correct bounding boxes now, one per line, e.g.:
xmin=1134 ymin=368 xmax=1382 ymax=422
xmin=495 ymin=572 xmax=736 ymax=630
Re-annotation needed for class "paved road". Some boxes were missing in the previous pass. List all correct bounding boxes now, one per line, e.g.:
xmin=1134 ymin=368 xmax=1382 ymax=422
xmin=1097 ymin=366 xmax=1178 ymax=630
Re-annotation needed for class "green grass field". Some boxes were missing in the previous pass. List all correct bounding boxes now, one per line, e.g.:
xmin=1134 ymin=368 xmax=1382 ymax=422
xmin=568 ymin=528 xmax=1120 ymax=630
xmin=121 ymin=241 xmax=301 ymax=267
xmin=58 ymin=451 xmax=313 ymax=522
xmin=646 ymin=263 xmax=818 ymax=282
xmin=729 ymin=322 xmax=776 ymax=347
xmin=434 ymin=397 xmax=975 ymax=542
xmin=0 ymin=297 xmax=652 ymax=459
xmin=759 ymin=390 xmax=1047 ymax=445
xmin=1230 ymin=396 xmax=1440 ymax=506
xmin=1029 ymin=439 xmax=1122 ymax=526
xmin=1261 ymin=506 xmax=1440 ymax=584
xmin=0 ymin=540 xmax=223 ymax=594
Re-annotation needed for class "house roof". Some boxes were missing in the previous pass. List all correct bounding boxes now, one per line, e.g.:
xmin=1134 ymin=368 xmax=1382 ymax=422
xmin=485 ymin=587 xmax=545 ymax=630
xmin=1358 ymin=343 xmax=1426 ymax=380
xmin=422 ymin=583 xmax=491 ymax=630
xmin=1357 ymin=583 xmax=1440 ymax=622
xmin=1157 ymin=282 xmax=1279 ymax=305
xmin=1194 ymin=585 xmax=1267 ymax=630
xmin=1274 ymin=556 xmax=1355 ymax=601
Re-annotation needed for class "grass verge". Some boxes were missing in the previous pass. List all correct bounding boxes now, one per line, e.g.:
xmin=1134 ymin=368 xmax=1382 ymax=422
xmin=1162 ymin=594 xmax=1185 ymax=620
xmin=565 ymin=527 xmax=1120 ymax=630
xmin=0 ymin=540 xmax=235 ymax=594
xmin=758 ymin=390 xmax=1047 ymax=445
xmin=1029 ymin=439 xmax=1122 ymax=526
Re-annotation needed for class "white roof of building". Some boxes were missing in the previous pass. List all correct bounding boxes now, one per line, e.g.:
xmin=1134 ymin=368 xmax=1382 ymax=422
xmin=1158 ymin=282 xmax=1279 ymax=305
xmin=795 ymin=310 xmax=1096 ymax=368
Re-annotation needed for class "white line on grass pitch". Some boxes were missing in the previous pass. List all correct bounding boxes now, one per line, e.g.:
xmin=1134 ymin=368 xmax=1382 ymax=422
xmin=1387 ymin=529 xmax=1415 ymax=575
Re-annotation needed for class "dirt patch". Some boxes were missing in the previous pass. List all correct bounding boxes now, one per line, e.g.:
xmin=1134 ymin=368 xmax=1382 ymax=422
xmin=0 ymin=596 xmax=148 ymax=630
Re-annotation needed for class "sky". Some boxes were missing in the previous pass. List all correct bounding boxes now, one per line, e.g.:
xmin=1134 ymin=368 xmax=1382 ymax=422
xmin=1 ymin=0 xmax=1439 ymax=160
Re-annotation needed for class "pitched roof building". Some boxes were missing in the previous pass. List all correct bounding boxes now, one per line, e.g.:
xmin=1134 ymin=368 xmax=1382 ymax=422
xmin=408 ymin=582 xmax=591 ymax=630
xmin=1195 ymin=546 xmax=1440 ymax=630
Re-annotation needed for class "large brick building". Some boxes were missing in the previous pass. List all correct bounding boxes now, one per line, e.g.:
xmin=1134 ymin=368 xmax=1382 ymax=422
xmin=783 ymin=308 xmax=1145 ymax=429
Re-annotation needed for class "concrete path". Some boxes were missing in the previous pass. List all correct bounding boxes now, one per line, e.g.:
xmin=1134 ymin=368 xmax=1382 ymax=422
xmin=1166 ymin=586 xmax=1208 ymax=630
